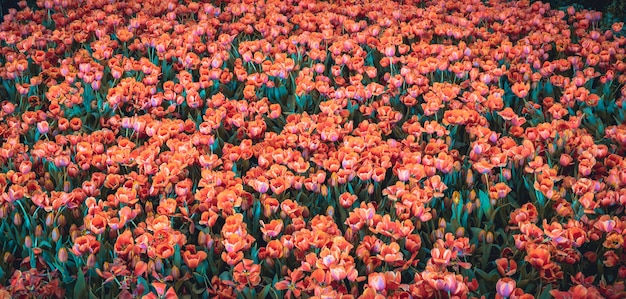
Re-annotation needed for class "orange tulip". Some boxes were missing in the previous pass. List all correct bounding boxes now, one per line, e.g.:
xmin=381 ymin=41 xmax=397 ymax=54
xmin=183 ymin=249 xmax=208 ymax=269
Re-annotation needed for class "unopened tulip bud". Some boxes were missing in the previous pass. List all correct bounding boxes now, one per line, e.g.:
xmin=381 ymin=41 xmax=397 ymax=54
xmin=145 ymin=201 xmax=153 ymax=213
xmin=155 ymin=258 xmax=163 ymax=271
xmin=466 ymin=169 xmax=474 ymax=186
xmin=469 ymin=189 xmax=477 ymax=201
xmin=478 ymin=230 xmax=486 ymax=243
xmin=57 ymin=214 xmax=66 ymax=227
xmin=198 ymin=231 xmax=207 ymax=247
xmin=438 ymin=218 xmax=446 ymax=229
xmin=435 ymin=228 xmax=445 ymax=239
xmin=367 ymin=183 xmax=374 ymax=194
xmin=24 ymin=236 xmax=32 ymax=248
xmin=46 ymin=213 xmax=55 ymax=227
xmin=13 ymin=213 xmax=22 ymax=226
xmin=465 ymin=202 xmax=474 ymax=214
xmin=58 ymin=248 xmax=68 ymax=263
xmin=86 ymin=253 xmax=96 ymax=268
xmin=326 ymin=206 xmax=334 ymax=217
xmin=4 ymin=252 xmax=13 ymax=264
xmin=345 ymin=228 xmax=354 ymax=243
xmin=452 ymin=191 xmax=461 ymax=205
xmin=51 ymin=227 xmax=60 ymax=242
xmin=486 ymin=232 xmax=494 ymax=244
xmin=456 ymin=227 xmax=465 ymax=238
xmin=502 ymin=169 xmax=512 ymax=181
xmin=35 ymin=225 xmax=43 ymax=237
xmin=148 ymin=260 xmax=156 ymax=273
xmin=171 ymin=266 xmax=180 ymax=280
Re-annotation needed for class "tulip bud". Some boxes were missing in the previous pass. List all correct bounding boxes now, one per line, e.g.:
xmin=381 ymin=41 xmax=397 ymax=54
xmin=155 ymin=257 xmax=163 ymax=271
xmin=321 ymin=185 xmax=328 ymax=197
xmin=345 ymin=227 xmax=354 ymax=243
xmin=456 ymin=227 xmax=465 ymax=238
xmin=486 ymin=231 xmax=494 ymax=244
xmin=35 ymin=225 xmax=43 ymax=237
xmin=466 ymin=169 xmax=474 ymax=186
xmin=198 ymin=231 xmax=207 ymax=247
xmin=438 ymin=218 xmax=446 ymax=229
xmin=57 ymin=214 xmax=67 ymax=227
xmin=452 ymin=191 xmax=461 ymax=205
xmin=189 ymin=222 xmax=195 ymax=235
xmin=145 ymin=201 xmax=153 ymax=213
xmin=4 ymin=252 xmax=13 ymax=264
xmin=478 ymin=230 xmax=486 ymax=243
xmin=86 ymin=253 xmax=96 ymax=268
xmin=326 ymin=206 xmax=334 ymax=217
xmin=367 ymin=183 xmax=374 ymax=194
xmin=502 ymin=169 xmax=512 ymax=181
xmin=434 ymin=228 xmax=445 ymax=240
xmin=171 ymin=266 xmax=180 ymax=280
xmin=13 ymin=213 xmax=22 ymax=226
xmin=148 ymin=260 xmax=156 ymax=273
xmin=51 ymin=227 xmax=60 ymax=242
xmin=415 ymin=220 xmax=422 ymax=230
xmin=24 ymin=236 xmax=32 ymax=248
xmin=56 ymin=248 xmax=68 ymax=263
xmin=45 ymin=213 xmax=55 ymax=227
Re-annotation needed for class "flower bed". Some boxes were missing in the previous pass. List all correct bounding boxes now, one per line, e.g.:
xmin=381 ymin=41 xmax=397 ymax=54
xmin=0 ymin=0 xmax=625 ymax=298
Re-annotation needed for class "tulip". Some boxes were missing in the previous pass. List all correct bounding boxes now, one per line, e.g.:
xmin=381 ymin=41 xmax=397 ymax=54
xmin=368 ymin=272 xmax=386 ymax=292
xmin=496 ymin=278 xmax=516 ymax=298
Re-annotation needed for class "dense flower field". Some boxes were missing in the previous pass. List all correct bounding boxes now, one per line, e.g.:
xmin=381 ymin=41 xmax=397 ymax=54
xmin=0 ymin=0 xmax=625 ymax=298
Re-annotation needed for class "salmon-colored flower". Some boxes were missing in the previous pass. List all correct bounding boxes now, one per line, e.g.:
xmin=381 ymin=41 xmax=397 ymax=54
xmin=495 ymin=258 xmax=517 ymax=276
xmin=260 ymin=219 xmax=283 ymax=239
xmin=232 ymin=259 xmax=261 ymax=291
xmin=183 ymin=249 xmax=208 ymax=269
xmin=72 ymin=235 xmax=100 ymax=256
xmin=495 ymin=278 xmax=516 ymax=298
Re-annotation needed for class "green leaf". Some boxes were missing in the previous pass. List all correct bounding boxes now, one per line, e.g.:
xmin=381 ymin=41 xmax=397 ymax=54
xmin=537 ymin=284 xmax=553 ymax=299
xmin=474 ymin=268 xmax=499 ymax=283
xmin=74 ymin=270 xmax=87 ymax=299
xmin=174 ymin=244 xmax=182 ymax=268
xmin=478 ymin=189 xmax=491 ymax=221
xmin=257 ymin=285 xmax=271 ymax=299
